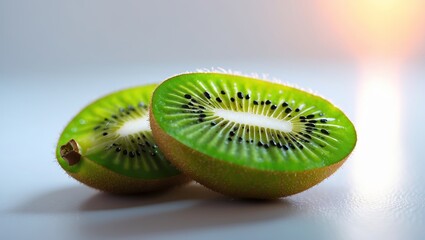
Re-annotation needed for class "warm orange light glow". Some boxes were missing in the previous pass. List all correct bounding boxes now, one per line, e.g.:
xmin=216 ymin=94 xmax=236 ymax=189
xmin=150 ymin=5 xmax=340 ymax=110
xmin=320 ymin=0 xmax=425 ymax=59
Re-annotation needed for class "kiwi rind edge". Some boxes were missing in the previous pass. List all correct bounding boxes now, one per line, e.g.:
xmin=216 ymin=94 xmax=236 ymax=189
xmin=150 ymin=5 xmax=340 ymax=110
xmin=57 ymin=137 xmax=191 ymax=195
xmin=150 ymin=107 xmax=348 ymax=199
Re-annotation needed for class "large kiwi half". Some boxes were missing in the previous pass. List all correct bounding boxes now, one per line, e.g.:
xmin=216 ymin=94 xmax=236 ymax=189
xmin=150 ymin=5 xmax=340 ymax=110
xmin=150 ymin=73 xmax=357 ymax=199
xmin=56 ymin=85 xmax=190 ymax=194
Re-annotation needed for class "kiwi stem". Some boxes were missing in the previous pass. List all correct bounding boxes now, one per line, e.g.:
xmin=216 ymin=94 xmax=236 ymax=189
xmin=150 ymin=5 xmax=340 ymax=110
xmin=60 ymin=139 xmax=81 ymax=166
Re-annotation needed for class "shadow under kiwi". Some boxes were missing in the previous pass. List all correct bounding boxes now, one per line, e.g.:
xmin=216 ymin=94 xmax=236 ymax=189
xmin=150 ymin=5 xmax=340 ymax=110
xmin=80 ymin=194 xmax=297 ymax=237
xmin=79 ymin=182 xmax=224 ymax=211
xmin=12 ymin=185 xmax=97 ymax=214
xmin=11 ymin=182 xmax=221 ymax=213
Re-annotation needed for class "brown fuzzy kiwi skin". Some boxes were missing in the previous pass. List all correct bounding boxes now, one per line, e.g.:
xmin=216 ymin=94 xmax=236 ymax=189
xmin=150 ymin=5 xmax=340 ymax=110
xmin=150 ymin=108 xmax=348 ymax=199
xmin=61 ymin=155 xmax=191 ymax=194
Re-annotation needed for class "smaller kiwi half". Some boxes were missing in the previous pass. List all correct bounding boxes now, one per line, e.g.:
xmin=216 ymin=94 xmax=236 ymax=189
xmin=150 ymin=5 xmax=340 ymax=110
xmin=56 ymin=85 xmax=190 ymax=194
xmin=150 ymin=73 xmax=357 ymax=199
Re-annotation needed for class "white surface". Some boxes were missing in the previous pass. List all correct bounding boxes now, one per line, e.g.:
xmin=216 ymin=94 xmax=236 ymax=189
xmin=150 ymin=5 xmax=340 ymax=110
xmin=1 ymin=63 xmax=424 ymax=240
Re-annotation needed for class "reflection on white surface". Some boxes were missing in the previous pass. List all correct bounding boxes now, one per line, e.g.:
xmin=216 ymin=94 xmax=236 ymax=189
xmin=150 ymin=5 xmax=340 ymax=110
xmin=348 ymin=63 xmax=405 ymax=239
xmin=352 ymin=63 xmax=402 ymax=201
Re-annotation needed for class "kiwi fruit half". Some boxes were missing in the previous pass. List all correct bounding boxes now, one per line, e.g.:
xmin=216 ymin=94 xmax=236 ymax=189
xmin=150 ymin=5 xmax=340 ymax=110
xmin=56 ymin=85 xmax=190 ymax=194
xmin=150 ymin=73 xmax=357 ymax=199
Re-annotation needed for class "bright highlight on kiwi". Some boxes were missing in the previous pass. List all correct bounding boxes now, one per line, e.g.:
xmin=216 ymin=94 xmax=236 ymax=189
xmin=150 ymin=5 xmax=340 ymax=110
xmin=56 ymin=85 xmax=190 ymax=194
xmin=150 ymin=73 xmax=357 ymax=199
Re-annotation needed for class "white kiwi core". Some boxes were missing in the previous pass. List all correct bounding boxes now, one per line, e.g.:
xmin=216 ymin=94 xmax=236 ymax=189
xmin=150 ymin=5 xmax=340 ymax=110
xmin=213 ymin=109 xmax=293 ymax=132
xmin=117 ymin=116 xmax=150 ymax=136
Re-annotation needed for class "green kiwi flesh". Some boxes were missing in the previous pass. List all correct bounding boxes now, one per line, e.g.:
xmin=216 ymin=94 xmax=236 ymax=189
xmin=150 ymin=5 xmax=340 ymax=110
xmin=56 ymin=85 xmax=190 ymax=194
xmin=150 ymin=73 xmax=357 ymax=199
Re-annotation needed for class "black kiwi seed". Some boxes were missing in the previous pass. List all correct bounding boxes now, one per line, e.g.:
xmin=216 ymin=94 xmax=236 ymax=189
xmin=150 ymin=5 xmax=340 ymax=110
xmin=103 ymin=132 xmax=108 ymax=136
xmin=211 ymin=122 xmax=216 ymax=126
xmin=237 ymin=92 xmax=244 ymax=99
xmin=129 ymin=152 xmax=135 ymax=158
xmin=295 ymin=108 xmax=300 ymax=112
xmin=265 ymin=100 xmax=271 ymax=105
xmin=115 ymin=147 xmax=121 ymax=152
xmin=282 ymin=102 xmax=288 ymax=107
xmin=204 ymin=92 xmax=211 ymax=99
xmin=216 ymin=97 xmax=222 ymax=103
xmin=182 ymin=104 xmax=189 ymax=109
xmin=305 ymin=123 xmax=316 ymax=127
xmin=229 ymin=131 xmax=235 ymax=136
xmin=320 ymin=119 xmax=327 ymax=123
xmin=257 ymin=141 xmax=263 ymax=147
xmin=307 ymin=114 xmax=315 ymax=119
xmin=271 ymin=105 xmax=277 ymax=110
xmin=221 ymin=90 xmax=226 ymax=95
xmin=191 ymin=99 xmax=197 ymax=103
xmin=261 ymin=101 xmax=265 ymax=105
xmin=199 ymin=113 xmax=206 ymax=118
xmin=253 ymin=100 xmax=259 ymax=105
xmin=285 ymin=108 xmax=292 ymax=113
xmin=245 ymin=94 xmax=250 ymax=100
xmin=231 ymin=97 xmax=235 ymax=102
xmin=321 ymin=129 xmax=330 ymax=135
